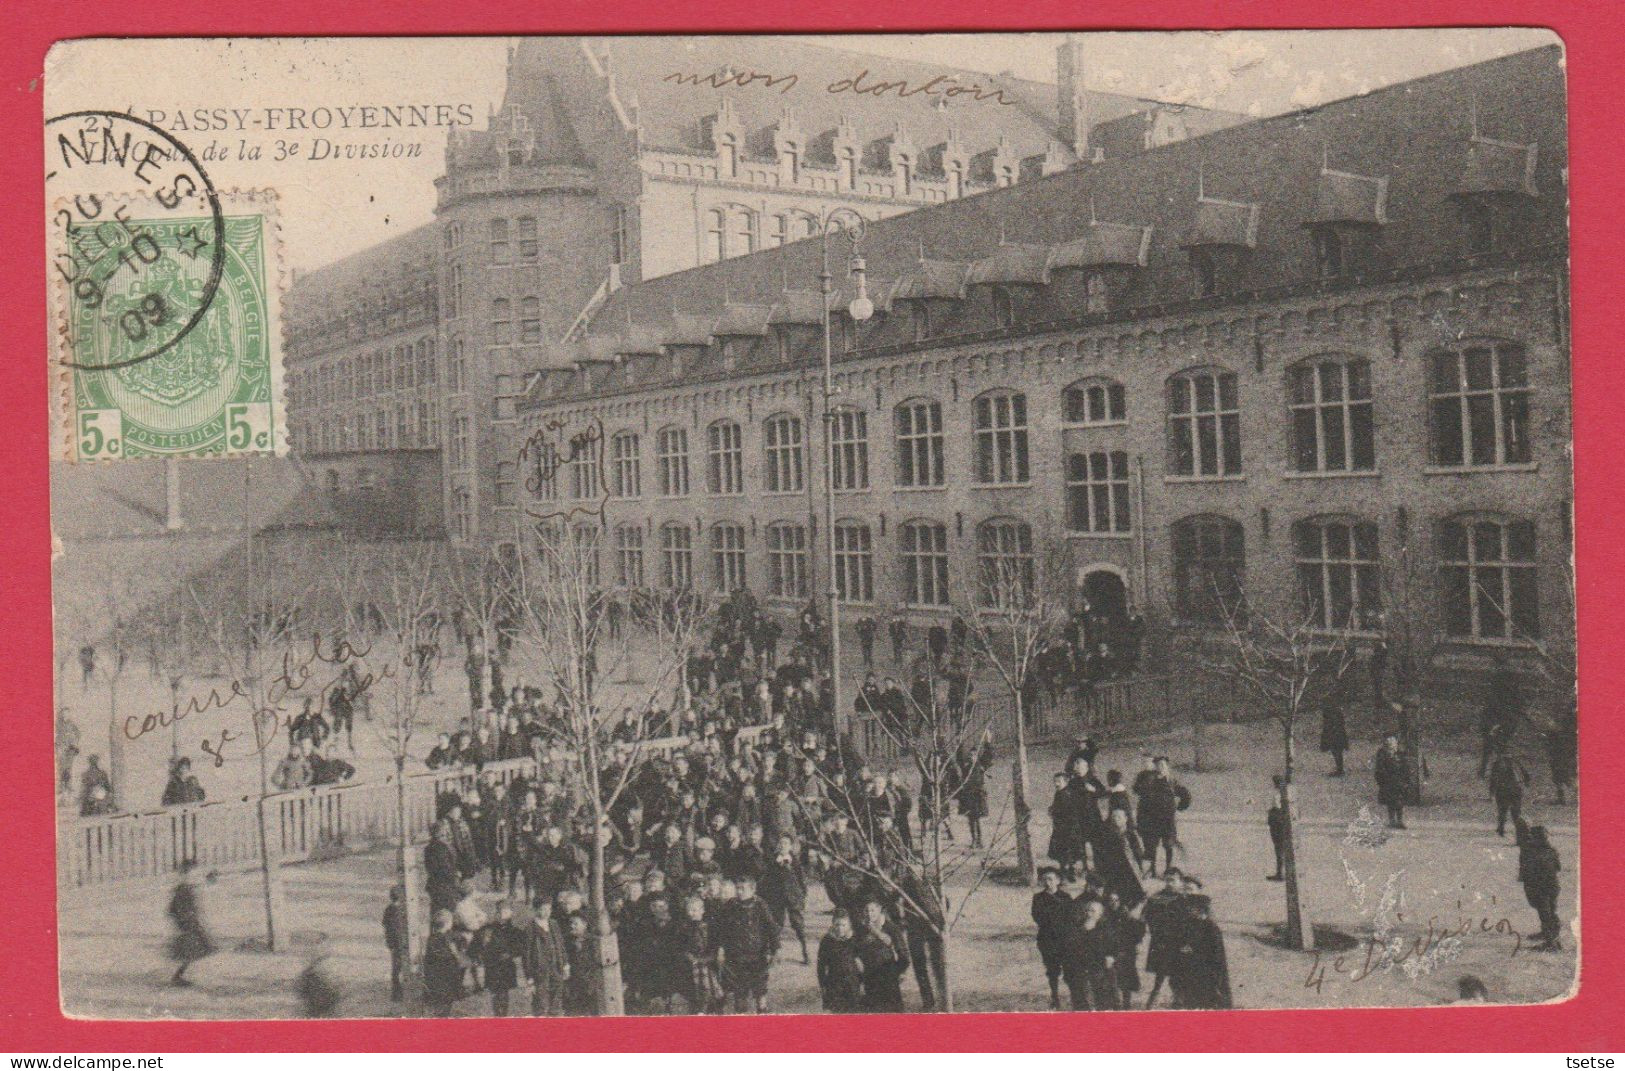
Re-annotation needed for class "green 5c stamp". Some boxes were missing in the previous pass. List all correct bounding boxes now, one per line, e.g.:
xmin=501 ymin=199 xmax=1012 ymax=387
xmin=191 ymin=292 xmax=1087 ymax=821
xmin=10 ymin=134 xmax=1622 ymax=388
xmin=57 ymin=188 xmax=284 ymax=461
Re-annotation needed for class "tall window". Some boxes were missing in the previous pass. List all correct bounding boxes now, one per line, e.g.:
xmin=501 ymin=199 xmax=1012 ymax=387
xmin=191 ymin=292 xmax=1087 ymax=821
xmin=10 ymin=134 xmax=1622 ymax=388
xmin=450 ymin=416 xmax=471 ymax=469
xmin=1440 ymin=517 xmax=1538 ymax=640
xmin=766 ymin=523 xmax=810 ymax=599
xmin=449 ymin=338 xmax=466 ymax=392
xmin=729 ymin=206 xmax=755 ymax=256
xmin=1429 ymin=341 xmax=1531 ymax=467
xmin=763 ymin=414 xmax=805 ymax=493
xmin=572 ymin=524 xmax=602 ymax=588
xmin=1290 ymin=357 xmax=1375 ymax=472
xmin=610 ymin=206 xmax=630 ymax=265
xmin=977 ymin=518 xmax=1035 ymax=609
xmin=491 ymin=299 xmax=511 ymax=345
xmin=454 ymin=489 xmax=472 ymax=540
xmin=992 ymin=287 xmax=1014 ymax=329
xmin=495 ymin=461 xmax=516 ymax=507
xmin=657 ymin=426 xmax=690 ymax=496
xmin=895 ymin=399 xmax=945 ymax=488
xmin=1085 ymin=271 xmax=1109 ymax=315
xmin=712 ymin=523 xmax=747 ymax=593
xmin=447 ymin=265 xmax=463 ymax=318
xmin=520 ymin=297 xmax=541 ymax=344
xmin=830 ymin=409 xmax=869 ymax=491
xmin=707 ymin=420 xmax=744 ymax=495
xmin=610 ymin=431 xmax=641 ymax=498
xmin=911 ymin=302 xmax=931 ymax=342
xmin=660 ymin=524 xmax=693 ymax=589
xmin=834 ymin=521 xmax=874 ymax=603
xmin=516 ymin=216 xmax=537 ymax=259
xmin=615 ymin=525 xmax=645 ymax=587
xmin=530 ymin=440 xmax=559 ymax=501
xmin=1063 ymin=379 xmax=1126 ymax=425
xmin=571 ymin=438 xmax=600 ymax=500
xmin=1167 ymin=369 xmax=1242 ymax=477
xmin=489 ymin=218 xmax=510 ymax=264
xmin=1066 ymin=451 xmax=1132 ymax=533
xmin=900 ymin=520 xmax=950 ymax=606
xmin=1190 ymin=248 xmax=1219 ymax=298
xmin=1294 ymin=519 xmax=1380 ymax=630
xmin=1172 ymin=515 xmax=1245 ymax=624
xmin=973 ymin=390 xmax=1030 ymax=484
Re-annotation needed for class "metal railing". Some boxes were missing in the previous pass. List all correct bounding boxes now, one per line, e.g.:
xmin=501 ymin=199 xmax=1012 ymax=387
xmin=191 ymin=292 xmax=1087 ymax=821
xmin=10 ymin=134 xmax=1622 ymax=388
xmin=58 ymin=728 xmax=768 ymax=889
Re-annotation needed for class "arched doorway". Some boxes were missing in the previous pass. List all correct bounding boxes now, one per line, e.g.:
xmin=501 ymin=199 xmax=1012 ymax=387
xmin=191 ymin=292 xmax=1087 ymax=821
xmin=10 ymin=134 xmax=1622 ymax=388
xmin=1079 ymin=567 xmax=1129 ymax=622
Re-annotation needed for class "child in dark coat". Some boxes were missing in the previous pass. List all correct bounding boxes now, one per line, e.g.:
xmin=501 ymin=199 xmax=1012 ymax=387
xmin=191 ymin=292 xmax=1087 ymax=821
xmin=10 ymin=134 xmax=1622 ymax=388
xmin=817 ymin=911 xmax=864 ymax=1012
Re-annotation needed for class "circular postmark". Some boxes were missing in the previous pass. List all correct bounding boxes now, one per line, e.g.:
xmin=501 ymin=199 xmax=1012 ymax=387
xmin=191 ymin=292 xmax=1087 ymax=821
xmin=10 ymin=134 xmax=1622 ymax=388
xmin=45 ymin=109 xmax=225 ymax=372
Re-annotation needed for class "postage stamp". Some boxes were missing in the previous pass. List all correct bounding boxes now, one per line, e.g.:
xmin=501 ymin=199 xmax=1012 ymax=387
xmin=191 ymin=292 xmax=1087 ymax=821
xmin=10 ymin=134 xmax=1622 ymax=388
xmin=46 ymin=112 xmax=285 ymax=461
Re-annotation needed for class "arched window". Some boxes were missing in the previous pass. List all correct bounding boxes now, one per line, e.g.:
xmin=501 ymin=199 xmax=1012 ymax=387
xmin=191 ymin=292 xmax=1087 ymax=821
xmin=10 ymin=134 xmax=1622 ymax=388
xmin=1172 ymin=515 xmax=1245 ymax=624
xmin=977 ymin=518 xmax=1035 ymax=609
xmin=660 ymin=523 xmax=693 ymax=589
xmin=1428 ymin=340 xmax=1531 ymax=467
xmin=729 ymin=205 xmax=755 ymax=256
xmin=973 ymin=390 xmax=1030 ymax=485
xmin=766 ymin=522 xmax=810 ymax=599
xmin=1167 ymin=368 xmax=1241 ymax=477
xmin=763 ymin=413 xmax=805 ymax=493
xmin=656 ymin=426 xmax=690 ymax=497
xmin=707 ymin=420 xmax=744 ymax=495
xmin=1293 ymin=518 xmax=1381 ymax=630
xmin=1439 ymin=515 xmax=1538 ymax=640
xmin=705 ymin=209 xmax=725 ymax=263
xmin=830 ymin=408 xmax=869 ymax=491
xmin=712 ymin=522 xmax=748 ymax=594
xmin=610 ymin=430 xmax=641 ymax=498
xmin=1289 ymin=356 xmax=1374 ymax=472
xmin=1063 ymin=378 xmax=1126 ymax=426
xmin=895 ymin=398 xmax=945 ymax=488
xmin=1066 ymin=451 xmax=1131 ymax=533
xmin=900 ymin=519 xmax=950 ymax=607
xmin=615 ymin=525 xmax=645 ymax=587
xmin=834 ymin=520 xmax=874 ymax=603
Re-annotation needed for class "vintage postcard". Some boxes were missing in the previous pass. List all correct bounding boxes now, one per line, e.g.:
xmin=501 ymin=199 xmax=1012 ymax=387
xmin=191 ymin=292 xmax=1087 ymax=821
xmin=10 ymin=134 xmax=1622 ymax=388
xmin=45 ymin=31 xmax=1575 ymax=1022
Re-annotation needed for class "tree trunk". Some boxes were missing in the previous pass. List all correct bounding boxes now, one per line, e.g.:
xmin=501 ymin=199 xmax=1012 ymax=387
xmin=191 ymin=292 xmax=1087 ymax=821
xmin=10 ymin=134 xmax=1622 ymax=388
xmin=394 ymin=755 xmax=421 ymax=1001
xmin=590 ymin=824 xmax=625 ymax=1015
xmin=255 ymin=796 xmax=288 ymax=951
xmin=1280 ymin=714 xmax=1314 ymax=951
xmin=1010 ymin=689 xmax=1037 ymax=885
xmin=937 ymin=926 xmax=955 ymax=1013
xmin=106 ymin=676 xmax=125 ymax=813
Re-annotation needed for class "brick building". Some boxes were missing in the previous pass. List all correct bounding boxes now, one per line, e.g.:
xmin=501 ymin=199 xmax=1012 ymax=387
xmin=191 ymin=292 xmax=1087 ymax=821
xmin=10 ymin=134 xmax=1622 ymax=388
xmin=515 ymin=46 xmax=1572 ymax=684
xmin=283 ymin=36 xmax=1243 ymax=542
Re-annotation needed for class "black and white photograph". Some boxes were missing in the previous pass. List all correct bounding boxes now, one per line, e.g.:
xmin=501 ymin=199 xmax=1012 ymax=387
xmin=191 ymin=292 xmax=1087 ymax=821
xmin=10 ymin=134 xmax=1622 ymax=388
xmin=45 ymin=29 xmax=1576 ymax=1020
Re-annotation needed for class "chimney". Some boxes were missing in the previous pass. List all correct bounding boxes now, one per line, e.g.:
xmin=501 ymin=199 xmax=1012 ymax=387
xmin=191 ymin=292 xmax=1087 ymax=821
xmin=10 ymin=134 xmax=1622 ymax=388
xmin=1057 ymin=36 xmax=1089 ymax=161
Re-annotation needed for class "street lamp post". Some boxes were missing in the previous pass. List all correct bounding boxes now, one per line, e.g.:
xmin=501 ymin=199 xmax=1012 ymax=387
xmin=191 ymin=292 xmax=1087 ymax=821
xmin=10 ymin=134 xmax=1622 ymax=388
xmin=818 ymin=208 xmax=874 ymax=741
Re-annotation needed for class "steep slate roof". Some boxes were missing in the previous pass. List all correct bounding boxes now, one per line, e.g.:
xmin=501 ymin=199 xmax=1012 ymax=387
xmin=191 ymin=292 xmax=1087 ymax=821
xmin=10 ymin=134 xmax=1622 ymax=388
xmin=532 ymin=45 xmax=1566 ymax=401
xmin=285 ymin=222 xmax=438 ymax=320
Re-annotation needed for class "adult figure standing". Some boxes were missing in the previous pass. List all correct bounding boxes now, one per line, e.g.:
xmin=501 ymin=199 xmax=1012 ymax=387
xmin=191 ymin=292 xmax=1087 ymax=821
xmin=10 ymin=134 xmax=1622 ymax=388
xmin=1319 ymin=699 xmax=1349 ymax=776
xmin=165 ymin=861 xmax=216 ymax=987
xmin=1135 ymin=756 xmax=1190 ymax=877
xmin=1373 ymin=734 xmax=1409 ymax=829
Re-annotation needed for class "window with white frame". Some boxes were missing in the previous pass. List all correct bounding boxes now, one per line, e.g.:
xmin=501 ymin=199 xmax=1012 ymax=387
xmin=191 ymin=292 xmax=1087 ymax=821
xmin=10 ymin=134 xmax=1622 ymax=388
xmin=449 ymin=337 xmax=466 ymax=392
xmin=973 ymin=390 xmax=1030 ymax=484
xmin=572 ymin=524 xmax=602 ymax=588
xmin=900 ymin=520 xmax=950 ymax=606
xmin=661 ymin=524 xmax=693 ymax=588
xmin=708 ymin=420 xmax=744 ymax=495
xmin=830 ymin=408 xmax=869 ymax=491
xmin=517 ymin=216 xmax=537 ymax=260
xmin=450 ymin=416 xmax=470 ymax=469
xmin=763 ymin=414 xmax=805 ymax=493
xmin=1066 ymin=451 xmax=1132 ymax=533
xmin=705 ymin=209 xmax=725 ymax=263
xmin=977 ymin=518 xmax=1035 ymax=609
xmin=611 ymin=431 xmax=641 ymax=498
xmin=489 ymin=218 xmax=510 ymax=264
xmin=610 ymin=206 xmax=630 ymax=266
xmin=571 ymin=438 xmax=600 ymax=500
xmin=615 ymin=525 xmax=645 ymax=587
xmin=1294 ymin=518 xmax=1381 ymax=630
xmin=712 ymin=523 xmax=747 ymax=593
xmin=834 ymin=521 xmax=874 ymax=603
xmin=1428 ymin=341 xmax=1532 ymax=467
xmin=1063 ymin=379 xmax=1126 ymax=425
xmin=1290 ymin=357 xmax=1375 ymax=472
xmin=1172 ymin=515 xmax=1245 ymax=624
xmin=657 ymin=426 xmax=690 ymax=496
xmin=766 ymin=523 xmax=810 ymax=599
xmin=895 ymin=399 xmax=945 ymax=488
xmin=1440 ymin=516 xmax=1538 ymax=640
xmin=1167 ymin=369 xmax=1242 ymax=477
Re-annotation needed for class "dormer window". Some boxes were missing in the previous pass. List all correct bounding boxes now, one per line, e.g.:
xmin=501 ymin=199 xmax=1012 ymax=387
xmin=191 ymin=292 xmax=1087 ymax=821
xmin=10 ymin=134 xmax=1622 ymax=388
xmin=992 ymin=287 xmax=1014 ymax=329
xmin=1313 ymin=227 xmax=1349 ymax=280
xmin=1459 ymin=198 xmax=1495 ymax=256
xmin=911 ymin=302 xmax=931 ymax=342
xmin=777 ymin=328 xmax=792 ymax=363
xmin=1085 ymin=271 xmax=1109 ymax=315
xmin=1190 ymin=248 xmax=1219 ymax=298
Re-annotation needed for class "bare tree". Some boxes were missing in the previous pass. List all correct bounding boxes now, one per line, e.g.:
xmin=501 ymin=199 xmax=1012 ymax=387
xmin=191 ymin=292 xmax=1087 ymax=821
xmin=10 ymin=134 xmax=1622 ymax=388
xmin=1197 ymin=594 xmax=1356 ymax=952
xmin=808 ymin=666 xmax=1017 ymax=1012
xmin=511 ymin=521 xmax=705 ymax=1015
xmin=950 ymin=539 xmax=1073 ymax=886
